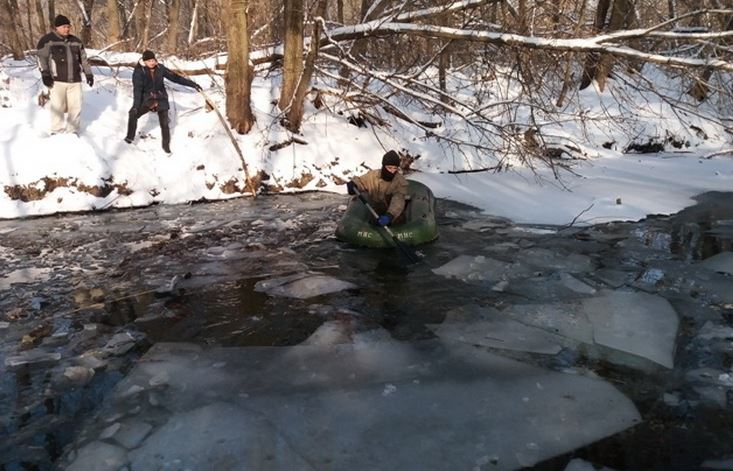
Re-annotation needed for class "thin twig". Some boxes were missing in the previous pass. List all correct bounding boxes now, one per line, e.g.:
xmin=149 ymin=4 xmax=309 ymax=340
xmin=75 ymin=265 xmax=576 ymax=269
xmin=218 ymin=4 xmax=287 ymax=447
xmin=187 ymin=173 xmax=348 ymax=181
xmin=560 ymin=203 xmax=595 ymax=230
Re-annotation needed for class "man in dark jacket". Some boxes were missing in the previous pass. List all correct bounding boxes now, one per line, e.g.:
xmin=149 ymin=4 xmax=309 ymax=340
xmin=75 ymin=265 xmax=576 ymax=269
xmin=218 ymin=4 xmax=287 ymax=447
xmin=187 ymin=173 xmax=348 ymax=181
xmin=36 ymin=14 xmax=94 ymax=135
xmin=124 ymin=50 xmax=201 ymax=153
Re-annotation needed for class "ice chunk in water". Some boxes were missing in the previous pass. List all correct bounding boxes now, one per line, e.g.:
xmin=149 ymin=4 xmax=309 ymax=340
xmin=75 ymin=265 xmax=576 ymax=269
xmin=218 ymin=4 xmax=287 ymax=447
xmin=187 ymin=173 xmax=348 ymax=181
xmin=505 ymin=272 xmax=598 ymax=302
xmin=301 ymin=319 xmax=357 ymax=346
xmin=0 ymin=267 xmax=52 ymax=290
xmin=429 ymin=305 xmax=563 ymax=355
xmin=432 ymin=255 xmax=502 ymax=281
xmin=72 ymin=339 xmax=641 ymax=470
xmin=697 ymin=321 xmax=733 ymax=340
xmin=584 ymin=291 xmax=678 ymax=368
xmin=516 ymin=248 xmax=594 ymax=273
xmin=300 ymin=319 xmax=393 ymax=347
xmin=112 ymin=419 xmax=154 ymax=449
xmin=564 ymin=458 xmax=617 ymax=471
xmin=700 ymin=251 xmax=733 ymax=275
xmin=255 ymin=272 xmax=357 ymax=299
xmin=507 ymin=302 xmax=595 ymax=344
xmin=65 ymin=441 xmax=128 ymax=471
xmin=129 ymin=403 xmax=313 ymax=469
xmin=701 ymin=457 xmax=733 ymax=470
xmin=432 ymin=255 xmax=534 ymax=283
xmin=559 ymin=273 xmax=597 ymax=294
xmin=507 ymin=290 xmax=678 ymax=368
xmin=432 ymin=251 xmax=593 ymax=287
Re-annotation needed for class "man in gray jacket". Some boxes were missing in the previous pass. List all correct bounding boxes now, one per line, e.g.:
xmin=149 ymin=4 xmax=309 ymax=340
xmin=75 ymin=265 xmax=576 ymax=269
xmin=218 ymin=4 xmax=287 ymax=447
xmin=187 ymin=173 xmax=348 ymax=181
xmin=36 ymin=14 xmax=94 ymax=135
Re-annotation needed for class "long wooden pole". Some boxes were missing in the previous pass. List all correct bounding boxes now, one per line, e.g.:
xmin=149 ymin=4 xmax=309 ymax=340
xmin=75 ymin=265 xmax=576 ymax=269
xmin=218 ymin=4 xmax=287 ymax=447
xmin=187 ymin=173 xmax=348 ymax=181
xmin=170 ymin=60 xmax=258 ymax=198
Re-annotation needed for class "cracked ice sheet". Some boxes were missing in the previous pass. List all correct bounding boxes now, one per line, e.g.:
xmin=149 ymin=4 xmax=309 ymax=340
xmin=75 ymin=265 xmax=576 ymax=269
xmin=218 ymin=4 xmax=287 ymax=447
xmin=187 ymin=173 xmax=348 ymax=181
xmin=700 ymin=251 xmax=733 ymax=275
xmin=428 ymin=305 xmax=564 ymax=355
xmin=506 ymin=290 xmax=679 ymax=368
xmin=64 ymin=338 xmax=641 ymax=470
xmin=431 ymin=251 xmax=594 ymax=285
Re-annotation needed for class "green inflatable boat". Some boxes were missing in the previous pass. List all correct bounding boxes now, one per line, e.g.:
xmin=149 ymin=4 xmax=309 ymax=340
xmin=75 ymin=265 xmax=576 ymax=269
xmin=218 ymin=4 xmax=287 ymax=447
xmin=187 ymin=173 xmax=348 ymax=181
xmin=336 ymin=180 xmax=438 ymax=248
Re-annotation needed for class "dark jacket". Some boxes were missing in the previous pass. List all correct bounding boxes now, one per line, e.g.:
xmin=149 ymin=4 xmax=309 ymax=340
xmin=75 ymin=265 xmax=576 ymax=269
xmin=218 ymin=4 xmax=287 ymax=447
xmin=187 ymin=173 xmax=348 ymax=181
xmin=132 ymin=63 xmax=198 ymax=111
xmin=37 ymin=32 xmax=91 ymax=83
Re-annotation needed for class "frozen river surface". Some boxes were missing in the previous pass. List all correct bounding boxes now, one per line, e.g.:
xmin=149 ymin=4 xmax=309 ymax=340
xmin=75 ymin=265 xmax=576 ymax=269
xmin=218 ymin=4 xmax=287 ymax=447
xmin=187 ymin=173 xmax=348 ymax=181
xmin=1 ymin=191 xmax=733 ymax=470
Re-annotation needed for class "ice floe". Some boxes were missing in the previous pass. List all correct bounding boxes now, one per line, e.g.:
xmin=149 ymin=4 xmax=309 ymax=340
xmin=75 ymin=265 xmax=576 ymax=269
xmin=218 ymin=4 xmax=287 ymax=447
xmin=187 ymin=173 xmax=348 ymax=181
xmin=700 ymin=251 xmax=733 ymax=275
xmin=254 ymin=272 xmax=357 ymax=299
xmin=62 ymin=337 xmax=641 ymax=470
xmin=504 ymin=290 xmax=678 ymax=368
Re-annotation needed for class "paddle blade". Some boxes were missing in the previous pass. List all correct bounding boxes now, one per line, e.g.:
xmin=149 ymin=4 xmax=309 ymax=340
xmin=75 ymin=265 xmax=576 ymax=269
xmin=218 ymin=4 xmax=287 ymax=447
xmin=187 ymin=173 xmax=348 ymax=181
xmin=393 ymin=237 xmax=421 ymax=264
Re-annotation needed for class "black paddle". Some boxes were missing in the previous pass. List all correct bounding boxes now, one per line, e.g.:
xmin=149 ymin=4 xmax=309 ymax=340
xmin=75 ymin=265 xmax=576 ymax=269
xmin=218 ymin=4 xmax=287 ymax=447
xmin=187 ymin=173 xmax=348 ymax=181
xmin=352 ymin=186 xmax=421 ymax=264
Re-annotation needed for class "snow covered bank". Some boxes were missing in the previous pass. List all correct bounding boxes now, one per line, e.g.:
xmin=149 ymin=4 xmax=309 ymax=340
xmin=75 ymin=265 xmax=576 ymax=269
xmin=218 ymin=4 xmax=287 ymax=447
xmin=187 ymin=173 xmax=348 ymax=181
xmin=1 ymin=52 xmax=732 ymax=224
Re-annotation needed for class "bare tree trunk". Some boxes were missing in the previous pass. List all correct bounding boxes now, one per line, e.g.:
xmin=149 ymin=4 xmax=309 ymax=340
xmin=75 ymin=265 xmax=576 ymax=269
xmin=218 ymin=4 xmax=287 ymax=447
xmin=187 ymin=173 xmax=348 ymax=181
xmin=514 ymin=0 xmax=536 ymax=88
xmin=594 ymin=0 xmax=635 ymax=91
xmin=338 ymin=0 xmax=385 ymax=86
xmin=438 ymin=12 xmax=451 ymax=104
xmin=286 ymin=0 xmax=326 ymax=131
xmin=279 ymin=0 xmax=304 ymax=112
xmin=337 ymin=0 xmax=343 ymax=23
xmin=48 ymin=0 xmax=55 ymax=23
xmin=120 ymin=0 xmax=141 ymax=41
xmin=24 ymin=0 xmax=34 ymax=48
xmin=225 ymin=0 xmax=255 ymax=134
xmin=688 ymin=11 xmax=733 ymax=101
xmin=551 ymin=0 xmax=562 ymax=26
xmin=165 ymin=0 xmax=181 ymax=53
xmin=579 ymin=0 xmax=611 ymax=90
xmin=197 ymin=0 xmax=209 ymax=38
xmin=2 ymin=0 xmax=25 ymax=59
xmin=140 ymin=0 xmax=153 ymax=49
xmin=557 ymin=0 xmax=587 ymax=106
xmin=106 ymin=0 xmax=122 ymax=49
xmin=352 ymin=0 xmax=385 ymax=60
xmin=35 ymin=0 xmax=47 ymax=34
xmin=78 ymin=0 xmax=95 ymax=46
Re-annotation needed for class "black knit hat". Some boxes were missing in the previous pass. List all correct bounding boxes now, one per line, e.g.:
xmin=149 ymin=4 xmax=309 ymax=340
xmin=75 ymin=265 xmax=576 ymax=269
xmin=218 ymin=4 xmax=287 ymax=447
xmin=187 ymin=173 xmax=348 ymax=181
xmin=54 ymin=15 xmax=71 ymax=27
xmin=142 ymin=50 xmax=156 ymax=61
xmin=382 ymin=150 xmax=401 ymax=167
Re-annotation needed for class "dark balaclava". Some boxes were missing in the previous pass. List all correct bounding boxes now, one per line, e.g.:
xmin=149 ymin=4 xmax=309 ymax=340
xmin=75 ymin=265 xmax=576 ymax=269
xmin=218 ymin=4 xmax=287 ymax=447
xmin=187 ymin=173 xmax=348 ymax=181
xmin=54 ymin=15 xmax=71 ymax=27
xmin=380 ymin=150 xmax=401 ymax=181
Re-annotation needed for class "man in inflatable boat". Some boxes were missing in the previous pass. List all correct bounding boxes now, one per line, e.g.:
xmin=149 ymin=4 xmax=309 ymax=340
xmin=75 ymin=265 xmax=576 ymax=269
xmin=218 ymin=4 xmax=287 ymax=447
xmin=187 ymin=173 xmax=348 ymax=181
xmin=346 ymin=150 xmax=409 ymax=226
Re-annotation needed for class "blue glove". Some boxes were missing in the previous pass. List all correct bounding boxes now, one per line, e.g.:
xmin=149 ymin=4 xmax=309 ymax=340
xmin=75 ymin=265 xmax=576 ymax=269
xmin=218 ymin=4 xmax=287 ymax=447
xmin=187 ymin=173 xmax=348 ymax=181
xmin=377 ymin=214 xmax=392 ymax=226
xmin=346 ymin=181 xmax=357 ymax=195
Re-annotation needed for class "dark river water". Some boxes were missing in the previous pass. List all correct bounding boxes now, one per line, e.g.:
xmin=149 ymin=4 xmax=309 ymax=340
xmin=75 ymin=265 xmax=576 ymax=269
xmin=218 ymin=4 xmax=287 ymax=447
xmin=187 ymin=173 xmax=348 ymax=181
xmin=1 ymin=191 xmax=732 ymax=470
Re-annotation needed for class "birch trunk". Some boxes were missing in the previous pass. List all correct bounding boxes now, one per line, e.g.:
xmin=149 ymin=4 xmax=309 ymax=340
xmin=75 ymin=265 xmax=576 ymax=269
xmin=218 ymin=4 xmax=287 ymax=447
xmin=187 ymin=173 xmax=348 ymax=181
xmin=187 ymin=0 xmax=199 ymax=46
